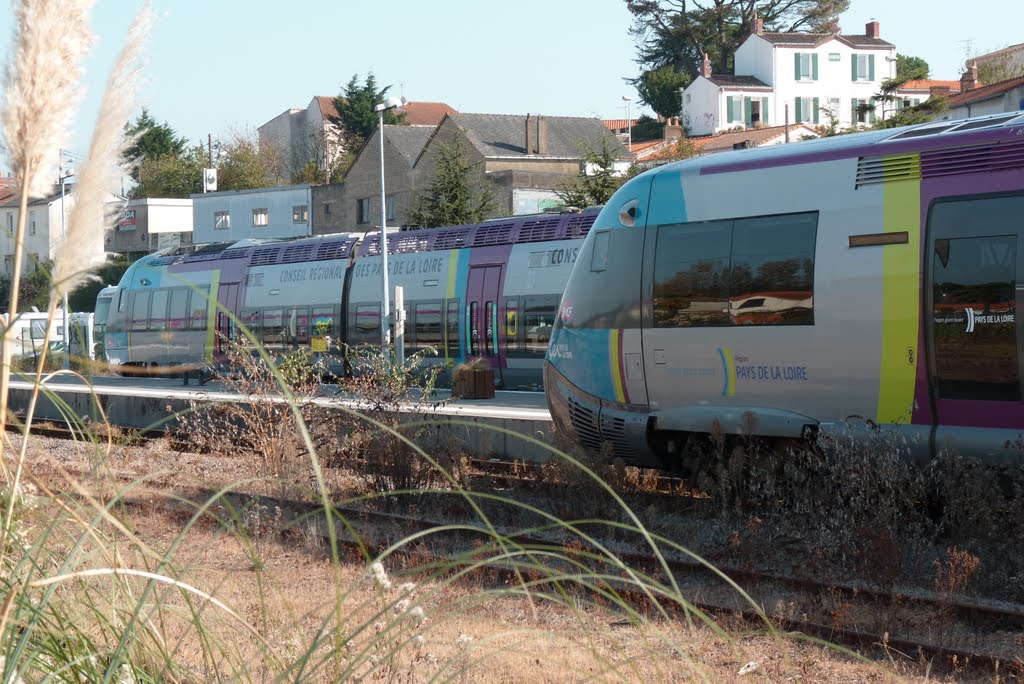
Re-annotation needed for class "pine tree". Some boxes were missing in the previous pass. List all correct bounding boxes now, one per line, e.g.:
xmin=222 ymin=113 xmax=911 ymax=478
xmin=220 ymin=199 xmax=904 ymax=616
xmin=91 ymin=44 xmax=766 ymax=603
xmin=409 ymin=141 xmax=496 ymax=228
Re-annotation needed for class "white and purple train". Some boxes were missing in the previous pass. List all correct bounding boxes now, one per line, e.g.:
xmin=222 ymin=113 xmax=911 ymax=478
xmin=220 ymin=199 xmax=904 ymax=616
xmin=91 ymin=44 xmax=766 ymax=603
xmin=545 ymin=112 xmax=1024 ymax=468
xmin=102 ymin=209 xmax=597 ymax=389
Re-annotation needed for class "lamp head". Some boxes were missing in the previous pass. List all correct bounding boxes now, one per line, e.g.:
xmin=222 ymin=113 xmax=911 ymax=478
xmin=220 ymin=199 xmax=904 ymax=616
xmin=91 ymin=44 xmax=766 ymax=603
xmin=622 ymin=95 xmax=632 ymax=102
xmin=374 ymin=96 xmax=409 ymax=113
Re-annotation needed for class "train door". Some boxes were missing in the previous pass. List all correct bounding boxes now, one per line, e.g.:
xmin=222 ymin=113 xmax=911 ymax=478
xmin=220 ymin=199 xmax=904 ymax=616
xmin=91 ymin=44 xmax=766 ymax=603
xmin=926 ymin=194 xmax=1022 ymax=451
xmin=466 ymin=265 xmax=503 ymax=386
xmin=214 ymin=283 xmax=239 ymax=361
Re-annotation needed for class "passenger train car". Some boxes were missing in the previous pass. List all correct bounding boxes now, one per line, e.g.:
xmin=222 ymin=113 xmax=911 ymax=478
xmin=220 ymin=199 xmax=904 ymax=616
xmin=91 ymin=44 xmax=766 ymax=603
xmin=544 ymin=112 xmax=1024 ymax=468
xmin=103 ymin=209 xmax=597 ymax=389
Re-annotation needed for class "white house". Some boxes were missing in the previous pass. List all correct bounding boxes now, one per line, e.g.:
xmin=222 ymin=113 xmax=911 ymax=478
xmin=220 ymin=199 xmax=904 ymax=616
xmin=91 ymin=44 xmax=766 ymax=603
xmin=683 ymin=18 xmax=897 ymax=136
xmin=0 ymin=186 xmax=111 ymax=278
xmin=191 ymin=185 xmax=313 ymax=244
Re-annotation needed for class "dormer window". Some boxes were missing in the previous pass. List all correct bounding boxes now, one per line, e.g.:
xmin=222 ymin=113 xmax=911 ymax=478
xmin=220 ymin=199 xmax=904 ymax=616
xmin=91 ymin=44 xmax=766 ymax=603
xmin=795 ymin=53 xmax=818 ymax=81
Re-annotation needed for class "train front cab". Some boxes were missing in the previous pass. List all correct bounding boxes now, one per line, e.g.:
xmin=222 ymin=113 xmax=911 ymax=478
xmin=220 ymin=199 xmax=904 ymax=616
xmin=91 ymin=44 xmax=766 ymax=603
xmin=544 ymin=173 xmax=659 ymax=466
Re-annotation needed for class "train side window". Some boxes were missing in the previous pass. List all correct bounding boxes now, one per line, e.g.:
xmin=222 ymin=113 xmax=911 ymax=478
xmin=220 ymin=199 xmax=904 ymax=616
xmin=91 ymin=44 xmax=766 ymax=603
xmin=355 ymin=304 xmax=380 ymax=337
xmin=130 ymin=291 xmax=149 ymax=332
xmin=523 ymin=295 xmax=557 ymax=357
xmin=190 ymin=286 xmax=210 ymax=330
xmin=590 ymin=230 xmax=610 ymax=272
xmin=932 ymin=234 xmax=1019 ymax=401
xmin=168 ymin=289 xmax=189 ymax=331
xmin=504 ymin=297 xmax=520 ymax=355
xmin=414 ymin=301 xmax=442 ymax=355
xmin=311 ymin=306 xmax=336 ymax=350
xmin=262 ymin=308 xmax=284 ymax=351
xmin=445 ymin=299 xmax=460 ymax=358
xmin=730 ymin=212 xmax=817 ymax=326
xmin=654 ymin=221 xmax=732 ymax=327
xmin=239 ymin=309 xmax=259 ymax=342
xmin=149 ymin=289 xmax=169 ymax=331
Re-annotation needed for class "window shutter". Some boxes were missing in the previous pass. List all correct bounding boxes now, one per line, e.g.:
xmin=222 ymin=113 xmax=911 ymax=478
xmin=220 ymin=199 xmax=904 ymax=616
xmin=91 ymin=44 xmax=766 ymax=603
xmin=761 ymin=97 xmax=769 ymax=124
xmin=795 ymin=97 xmax=803 ymax=122
xmin=914 ymin=98 xmax=921 ymax=106
xmin=896 ymin=99 xmax=904 ymax=110
xmin=852 ymin=56 xmax=858 ymax=81
xmin=795 ymin=53 xmax=802 ymax=80
xmin=744 ymin=97 xmax=752 ymax=126
xmin=851 ymin=98 xmax=859 ymax=123
xmin=869 ymin=54 xmax=875 ymax=81
xmin=869 ymin=98 xmax=876 ymax=123
xmin=812 ymin=53 xmax=819 ymax=80
xmin=727 ymin=96 xmax=734 ymax=123
xmin=813 ymin=97 xmax=820 ymax=124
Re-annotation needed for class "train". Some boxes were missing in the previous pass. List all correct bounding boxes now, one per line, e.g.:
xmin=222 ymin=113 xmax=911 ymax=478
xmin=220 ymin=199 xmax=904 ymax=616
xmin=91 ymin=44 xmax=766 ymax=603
xmin=101 ymin=208 xmax=597 ymax=389
xmin=543 ymin=111 xmax=1024 ymax=469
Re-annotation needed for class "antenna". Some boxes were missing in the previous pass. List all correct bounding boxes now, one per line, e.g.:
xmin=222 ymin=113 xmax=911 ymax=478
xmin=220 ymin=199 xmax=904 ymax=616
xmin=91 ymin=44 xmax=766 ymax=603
xmin=958 ymin=38 xmax=975 ymax=66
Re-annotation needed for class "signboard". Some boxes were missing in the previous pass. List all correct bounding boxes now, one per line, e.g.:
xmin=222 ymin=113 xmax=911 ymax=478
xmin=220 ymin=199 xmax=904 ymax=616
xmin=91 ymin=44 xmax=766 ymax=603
xmin=119 ymin=209 xmax=136 ymax=230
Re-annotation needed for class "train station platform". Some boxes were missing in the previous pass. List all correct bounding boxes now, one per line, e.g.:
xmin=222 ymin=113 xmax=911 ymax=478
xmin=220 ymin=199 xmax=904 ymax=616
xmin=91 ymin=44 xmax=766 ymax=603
xmin=6 ymin=376 xmax=557 ymax=462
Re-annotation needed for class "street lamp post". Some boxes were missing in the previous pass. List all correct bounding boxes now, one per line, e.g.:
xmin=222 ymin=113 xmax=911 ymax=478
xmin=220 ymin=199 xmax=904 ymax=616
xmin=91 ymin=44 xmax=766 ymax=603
xmin=59 ymin=162 xmax=74 ymax=369
xmin=622 ymin=95 xmax=633 ymax=152
xmin=372 ymin=95 xmax=407 ymax=352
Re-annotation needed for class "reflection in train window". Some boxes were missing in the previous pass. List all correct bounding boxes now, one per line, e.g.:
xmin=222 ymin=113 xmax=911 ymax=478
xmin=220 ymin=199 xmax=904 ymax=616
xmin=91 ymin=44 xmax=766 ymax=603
xmin=169 ymin=289 xmax=189 ymax=331
xmin=523 ymin=295 xmax=557 ymax=357
xmin=189 ymin=286 xmax=210 ymax=330
xmin=414 ymin=301 xmax=442 ymax=354
xmin=932 ymin=234 xmax=1018 ymax=401
xmin=130 ymin=291 xmax=149 ymax=332
xmin=354 ymin=305 xmax=380 ymax=337
xmin=654 ymin=212 xmax=817 ymax=328
xmin=445 ymin=299 xmax=460 ymax=358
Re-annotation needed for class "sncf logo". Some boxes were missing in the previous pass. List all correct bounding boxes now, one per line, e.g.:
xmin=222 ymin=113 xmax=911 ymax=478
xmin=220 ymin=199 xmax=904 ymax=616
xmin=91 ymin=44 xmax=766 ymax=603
xmin=965 ymin=307 xmax=976 ymax=333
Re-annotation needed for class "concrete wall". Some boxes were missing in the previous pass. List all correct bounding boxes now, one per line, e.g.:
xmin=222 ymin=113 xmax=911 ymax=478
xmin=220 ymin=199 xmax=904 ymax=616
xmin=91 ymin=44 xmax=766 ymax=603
xmin=340 ymin=127 xmax=423 ymax=229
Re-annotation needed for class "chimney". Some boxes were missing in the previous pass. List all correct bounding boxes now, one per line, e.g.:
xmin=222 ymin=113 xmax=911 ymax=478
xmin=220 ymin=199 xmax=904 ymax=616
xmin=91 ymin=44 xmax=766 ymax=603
xmin=525 ymin=114 xmax=536 ymax=154
xmin=865 ymin=21 xmax=880 ymax=39
xmin=930 ymin=85 xmax=952 ymax=98
xmin=537 ymin=116 xmax=548 ymax=155
xmin=960 ymin=60 xmax=979 ymax=91
xmin=700 ymin=52 xmax=712 ymax=78
xmin=752 ymin=12 xmax=764 ymax=35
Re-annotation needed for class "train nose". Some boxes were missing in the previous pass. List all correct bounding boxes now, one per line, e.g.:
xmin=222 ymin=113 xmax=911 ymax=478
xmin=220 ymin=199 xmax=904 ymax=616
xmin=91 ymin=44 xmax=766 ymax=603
xmin=544 ymin=360 xmax=656 ymax=466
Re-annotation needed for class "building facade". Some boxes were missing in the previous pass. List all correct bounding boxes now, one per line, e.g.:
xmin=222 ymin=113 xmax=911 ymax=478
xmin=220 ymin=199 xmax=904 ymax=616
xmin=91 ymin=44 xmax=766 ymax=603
xmin=191 ymin=185 xmax=312 ymax=244
xmin=683 ymin=19 xmax=897 ymax=136
xmin=104 ymin=197 xmax=193 ymax=260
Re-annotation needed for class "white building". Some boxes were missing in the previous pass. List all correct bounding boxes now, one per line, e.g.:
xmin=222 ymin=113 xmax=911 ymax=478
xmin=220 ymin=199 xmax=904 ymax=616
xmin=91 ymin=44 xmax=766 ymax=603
xmin=683 ymin=18 xmax=897 ymax=136
xmin=0 ymin=186 xmax=113 ymax=278
xmin=191 ymin=185 xmax=313 ymax=244
xmin=104 ymin=197 xmax=194 ymax=258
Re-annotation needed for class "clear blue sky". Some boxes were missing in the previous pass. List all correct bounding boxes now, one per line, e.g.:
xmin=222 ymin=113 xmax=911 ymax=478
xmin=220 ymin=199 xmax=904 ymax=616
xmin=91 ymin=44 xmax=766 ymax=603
xmin=1 ymin=0 xmax=1022 ymax=161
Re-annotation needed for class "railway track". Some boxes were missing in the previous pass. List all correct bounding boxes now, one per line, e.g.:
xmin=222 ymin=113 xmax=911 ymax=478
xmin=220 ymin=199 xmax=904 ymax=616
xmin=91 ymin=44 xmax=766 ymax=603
xmin=13 ymin=424 xmax=1024 ymax=675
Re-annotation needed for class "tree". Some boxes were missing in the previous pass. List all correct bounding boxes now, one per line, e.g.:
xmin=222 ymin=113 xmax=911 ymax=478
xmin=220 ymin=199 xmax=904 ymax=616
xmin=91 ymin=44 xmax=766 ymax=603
xmin=555 ymin=139 xmax=628 ymax=208
xmin=215 ymin=130 xmax=287 ymax=191
xmin=0 ymin=258 xmax=55 ymax=313
xmin=409 ymin=141 xmax=497 ymax=228
xmin=896 ymin=55 xmax=929 ymax=79
xmin=122 ymin=109 xmax=188 ymax=182
xmin=636 ymin=66 xmax=691 ymax=120
xmin=865 ymin=69 xmax=948 ymax=129
xmin=626 ymin=0 xmax=849 ymax=103
xmin=332 ymin=73 xmax=407 ymax=152
xmin=130 ymin=144 xmax=205 ymax=199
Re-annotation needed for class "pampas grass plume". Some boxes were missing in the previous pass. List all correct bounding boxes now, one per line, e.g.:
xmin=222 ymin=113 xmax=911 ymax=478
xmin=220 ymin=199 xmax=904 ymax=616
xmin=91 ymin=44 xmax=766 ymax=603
xmin=55 ymin=2 xmax=152 ymax=296
xmin=2 ymin=0 xmax=93 ymax=197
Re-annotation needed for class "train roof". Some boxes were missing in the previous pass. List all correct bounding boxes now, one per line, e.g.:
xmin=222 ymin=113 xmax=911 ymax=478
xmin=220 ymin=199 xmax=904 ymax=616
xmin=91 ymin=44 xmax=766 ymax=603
xmin=652 ymin=111 xmax=1024 ymax=179
xmin=133 ymin=207 xmax=601 ymax=270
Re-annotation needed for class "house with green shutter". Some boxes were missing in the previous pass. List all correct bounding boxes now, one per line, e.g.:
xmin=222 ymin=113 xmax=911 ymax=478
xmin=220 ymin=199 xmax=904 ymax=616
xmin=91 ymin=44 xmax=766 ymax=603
xmin=682 ymin=17 xmax=896 ymax=136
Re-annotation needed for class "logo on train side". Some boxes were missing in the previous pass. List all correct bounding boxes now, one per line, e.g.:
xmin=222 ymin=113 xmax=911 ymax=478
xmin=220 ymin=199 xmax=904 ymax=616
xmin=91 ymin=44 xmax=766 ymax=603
xmin=718 ymin=348 xmax=810 ymax=396
xmin=528 ymin=247 xmax=580 ymax=269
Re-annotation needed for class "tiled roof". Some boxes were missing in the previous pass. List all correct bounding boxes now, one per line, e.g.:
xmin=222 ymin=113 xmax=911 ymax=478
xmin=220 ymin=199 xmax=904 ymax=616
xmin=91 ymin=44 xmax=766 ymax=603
xmin=400 ymin=102 xmax=456 ymax=126
xmin=689 ymin=124 xmax=820 ymax=154
xmin=899 ymin=80 xmax=961 ymax=92
xmin=449 ymin=113 xmax=629 ymax=159
xmin=757 ymin=32 xmax=893 ymax=49
xmin=603 ymin=119 xmax=637 ymax=130
xmin=315 ymin=96 xmax=455 ymax=126
xmin=383 ymin=125 xmax=436 ymax=166
xmin=946 ymin=75 xmax=1024 ymax=107
xmin=707 ymin=74 xmax=772 ymax=89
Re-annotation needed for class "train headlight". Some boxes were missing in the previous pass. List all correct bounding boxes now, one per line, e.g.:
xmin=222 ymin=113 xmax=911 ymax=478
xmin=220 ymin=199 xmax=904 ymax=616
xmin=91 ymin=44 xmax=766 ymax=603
xmin=618 ymin=199 xmax=639 ymax=227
